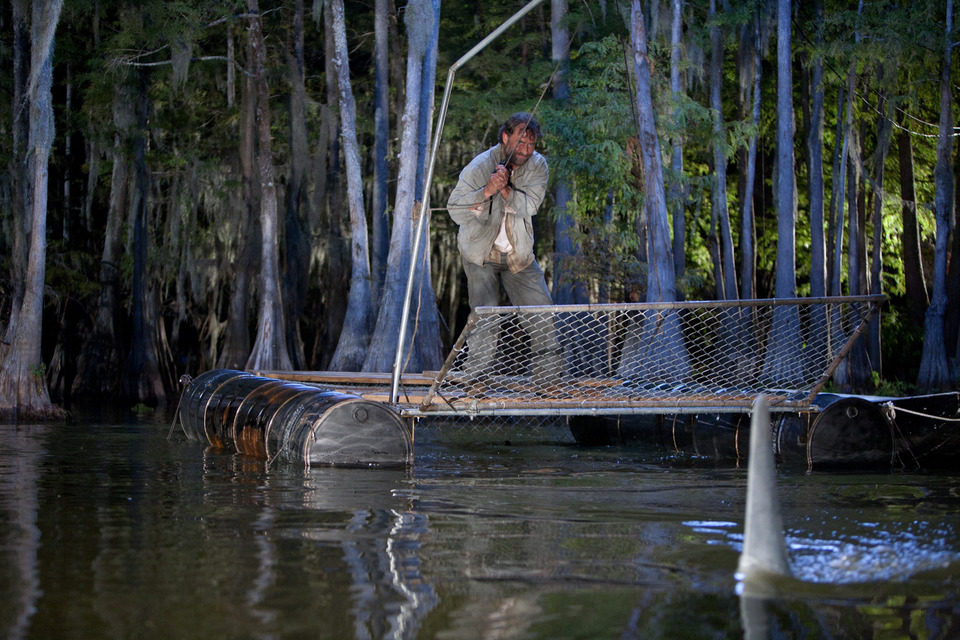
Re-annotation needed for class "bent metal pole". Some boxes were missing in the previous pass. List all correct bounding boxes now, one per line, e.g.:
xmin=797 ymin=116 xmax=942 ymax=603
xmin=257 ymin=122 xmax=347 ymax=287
xmin=390 ymin=0 xmax=547 ymax=403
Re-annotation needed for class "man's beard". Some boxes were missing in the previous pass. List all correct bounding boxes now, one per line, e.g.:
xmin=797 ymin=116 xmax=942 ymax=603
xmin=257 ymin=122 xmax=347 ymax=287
xmin=508 ymin=152 xmax=530 ymax=168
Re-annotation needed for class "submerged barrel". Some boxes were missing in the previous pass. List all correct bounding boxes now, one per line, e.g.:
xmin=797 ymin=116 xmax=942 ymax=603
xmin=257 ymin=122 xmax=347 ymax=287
xmin=179 ymin=369 xmax=412 ymax=468
xmin=806 ymin=395 xmax=895 ymax=470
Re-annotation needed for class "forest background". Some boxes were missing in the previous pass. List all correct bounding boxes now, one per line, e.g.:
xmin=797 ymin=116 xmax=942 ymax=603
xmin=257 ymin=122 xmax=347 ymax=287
xmin=0 ymin=0 xmax=958 ymax=417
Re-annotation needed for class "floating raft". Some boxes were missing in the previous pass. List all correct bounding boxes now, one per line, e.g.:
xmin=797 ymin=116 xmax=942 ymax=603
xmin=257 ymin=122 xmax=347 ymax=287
xmin=178 ymin=369 xmax=412 ymax=468
xmin=176 ymin=296 xmax=960 ymax=472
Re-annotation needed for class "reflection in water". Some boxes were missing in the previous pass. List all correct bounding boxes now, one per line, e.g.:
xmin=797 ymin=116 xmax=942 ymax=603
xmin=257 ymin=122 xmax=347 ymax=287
xmin=0 ymin=425 xmax=47 ymax=640
xmin=195 ymin=457 xmax=439 ymax=639
xmin=247 ymin=506 xmax=279 ymax=628
xmin=0 ymin=418 xmax=957 ymax=638
xmin=302 ymin=471 xmax=438 ymax=639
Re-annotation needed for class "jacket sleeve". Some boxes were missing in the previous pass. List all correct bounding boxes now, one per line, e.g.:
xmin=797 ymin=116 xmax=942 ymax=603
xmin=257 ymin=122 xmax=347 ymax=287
xmin=447 ymin=156 xmax=492 ymax=226
xmin=504 ymin=154 xmax=548 ymax=220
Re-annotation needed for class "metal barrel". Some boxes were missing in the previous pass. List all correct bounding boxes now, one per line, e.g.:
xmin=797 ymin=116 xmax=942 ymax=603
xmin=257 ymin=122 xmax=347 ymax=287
xmin=179 ymin=369 xmax=251 ymax=446
xmin=805 ymin=396 xmax=895 ymax=470
xmin=179 ymin=369 xmax=412 ymax=468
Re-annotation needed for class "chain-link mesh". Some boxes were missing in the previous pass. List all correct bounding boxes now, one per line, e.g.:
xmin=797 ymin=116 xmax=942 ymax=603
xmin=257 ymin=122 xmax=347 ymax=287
xmin=418 ymin=295 xmax=884 ymax=416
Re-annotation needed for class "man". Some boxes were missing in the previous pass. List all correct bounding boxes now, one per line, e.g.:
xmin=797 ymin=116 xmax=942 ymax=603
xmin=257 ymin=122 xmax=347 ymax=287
xmin=447 ymin=112 xmax=561 ymax=393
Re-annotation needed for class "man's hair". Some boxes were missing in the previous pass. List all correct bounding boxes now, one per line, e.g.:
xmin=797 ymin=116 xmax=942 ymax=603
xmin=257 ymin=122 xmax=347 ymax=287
xmin=499 ymin=112 xmax=542 ymax=142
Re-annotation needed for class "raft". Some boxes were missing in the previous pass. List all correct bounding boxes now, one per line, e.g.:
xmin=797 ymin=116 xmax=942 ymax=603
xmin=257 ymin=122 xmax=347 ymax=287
xmin=567 ymin=391 xmax=960 ymax=471
xmin=178 ymin=369 xmax=412 ymax=468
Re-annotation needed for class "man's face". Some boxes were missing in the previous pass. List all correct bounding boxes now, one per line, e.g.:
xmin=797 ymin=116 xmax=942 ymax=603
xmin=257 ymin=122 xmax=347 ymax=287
xmin=501 ymin=128 xmax=537 ymax=168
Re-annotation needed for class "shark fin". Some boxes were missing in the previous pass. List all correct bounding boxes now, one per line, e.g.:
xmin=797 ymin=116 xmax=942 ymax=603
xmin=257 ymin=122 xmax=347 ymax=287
xmin=737 ymin=394 xmax=791 ymax=580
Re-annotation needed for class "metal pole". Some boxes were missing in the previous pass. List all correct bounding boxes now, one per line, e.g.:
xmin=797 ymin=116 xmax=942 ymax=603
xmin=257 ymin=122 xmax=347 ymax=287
xmin=390 ymin=0 xmax=547 ymax=403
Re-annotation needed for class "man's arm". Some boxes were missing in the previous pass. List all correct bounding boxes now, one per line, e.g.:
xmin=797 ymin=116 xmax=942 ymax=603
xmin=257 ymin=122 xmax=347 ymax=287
xmin=504 ymin=154 xmax=548 ymax=219
xmin=448 ymin=156 xmax=498 ymax=225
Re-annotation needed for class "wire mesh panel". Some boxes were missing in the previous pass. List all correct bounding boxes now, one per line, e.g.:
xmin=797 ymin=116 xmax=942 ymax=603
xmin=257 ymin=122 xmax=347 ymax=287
xmin=418 ymin=296 xmax=884 ymax=416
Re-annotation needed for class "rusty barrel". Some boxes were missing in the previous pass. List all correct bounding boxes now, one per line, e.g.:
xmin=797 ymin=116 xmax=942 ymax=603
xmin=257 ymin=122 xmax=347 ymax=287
xmin=179 ymin=369 xmax=412 ymax=468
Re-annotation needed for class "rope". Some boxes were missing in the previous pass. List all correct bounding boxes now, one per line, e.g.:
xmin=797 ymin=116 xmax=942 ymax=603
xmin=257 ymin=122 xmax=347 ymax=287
xmin=882 ymin=401 xmax=960 ymax=423
xmin=166 ymin=374 xmax=192 ymax=440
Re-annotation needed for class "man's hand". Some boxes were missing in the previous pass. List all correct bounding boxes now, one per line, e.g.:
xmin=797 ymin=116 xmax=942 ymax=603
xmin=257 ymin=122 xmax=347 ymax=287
xmin=483 ymin=164 xmax=512 ymax=200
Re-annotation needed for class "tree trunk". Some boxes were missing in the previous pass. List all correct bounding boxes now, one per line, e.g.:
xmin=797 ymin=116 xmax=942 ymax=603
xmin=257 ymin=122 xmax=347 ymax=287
xmin=897 ymin=112 xmax=927 ymax=320
xmin=328 ymin=0 xmax=373 ymax=372
xmin=362 ymin=0 xmax=436 ymax=373
xmin=829 ymin=85 xmax=854 ymax=388
xmin=807 ymin=0 xmax=826 ymax=300
xmin=5 ymin=0 xmax=31 ymax=344
xmin=73 ymin=82 xmax=134 ymax=397
xmin=316 ymin=2 xmax=349 ymax=368
xmin=826 ymin=89 xmax=845 ymax=290
xmin=738 ymin=11 xmax=762 ymax=301
xmin=123 ymin=71 xmax=168 ymax=406
xmin=0 ymin=0 xmax=64 ymax=419
xmin=245 ymin=0 xmax=294 ymax=372
xmin=218 ymin=41 xmax=258 ymax=370
xmin=669 ymin=0 xmax=686 ymax=288
xmin=840 ymin=12 xmax=872 ymax=390
xmin=762 ymin=0 xmax=804 ymax=386
xmin=868 ymin=88 xmax=894 ymax=378
xmin=371 ymin=0 xmax=391 ymax=300
xmin=916 ymin=0 xmax=954 ymax=391
xmin=708 ymin=0 xmax=737 ymax=302
xmin=844 ymin=63 xmax=861 ymax=303
xmin=411 ymin=0 xmax=444 ymax=371
xmin=283 ymin=0 xmax=310 ymax=369
xmin=617 ymin=0 xmax=689 ymax=384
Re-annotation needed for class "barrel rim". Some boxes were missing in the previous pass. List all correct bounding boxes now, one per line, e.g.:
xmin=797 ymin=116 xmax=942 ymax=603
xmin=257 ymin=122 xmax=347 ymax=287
xmin=301 ymin=397 xmax=411 ymax=469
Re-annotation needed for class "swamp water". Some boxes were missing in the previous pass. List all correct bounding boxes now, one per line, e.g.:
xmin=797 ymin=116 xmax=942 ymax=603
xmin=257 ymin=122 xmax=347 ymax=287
xmin=1 ymin=411 xmax=959 ymax=639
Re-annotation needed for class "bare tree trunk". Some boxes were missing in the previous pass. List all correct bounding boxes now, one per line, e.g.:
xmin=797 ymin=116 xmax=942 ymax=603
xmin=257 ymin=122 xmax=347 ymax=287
xmin=328 ymin=0 xmax=373 ymax=371
xmin=868 ymin=87 xmax=894 ymax=378
xmin=362 ymin=0 xmax=436 ymax=373
xmin=807 ymin=0 xmax=826 ymax=300
xmin=762 ymin=0 xmax=804 ymax=386
xmin=73 ymin=82 xmax=134 ymax=397
xmin=5 ymin=0 xmax=31 ymax=343
xmin=316 ymin=3 xmax=349 ymax=368
xmin=0 ymin=0 xmax=64 ymax=419
xmin=738 ymin=11 xmax=762 ymax=301
xmin=411 ymin=0 xmax=444 ymax=371
xmin=917 ymin=0 xmax=954 ymax=391
xmin=844 ymin=64 xmax=861 ymax=304
xmin=631 ymin=3 xmax=675 ymax=305
xmin=708 ymin=0 xmax=737 ymax=302
xmin=245 ymin=0 xmax=294 ymax=372
xmin=371 ymin=0 xmax=391 ymax=300
xmin=618 ymin=0 xmax=689 ymax=384
xmin=840 ymin=2 xmax=872 ymax=391
xmin=829 ymin=86 xmax=853 ymax=389
xmin=669 ymin=0 xmax=686 ymax=288
xmin=123 ymin=71 xmax=168 ymax=406
xmin=826 ymin=88 xmax=845 ymax=291
xmin=218 ymin=44 xmax=258 ymax=370
xmin=283 ymin=0 xmax=310 ymax=369
xmin=897 ymin=113 xmax=927 ymax=320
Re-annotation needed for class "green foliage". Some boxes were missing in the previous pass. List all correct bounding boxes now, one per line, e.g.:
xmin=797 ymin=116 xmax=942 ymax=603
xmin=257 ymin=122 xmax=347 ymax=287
xmin=539 ymin=34 xmax=646 ymax=298
xmin=871 ymin=370 xmax=911 ymax=398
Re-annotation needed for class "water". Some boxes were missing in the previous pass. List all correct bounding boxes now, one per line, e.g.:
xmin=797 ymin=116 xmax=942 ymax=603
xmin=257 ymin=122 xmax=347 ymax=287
xmin=1 ymin=412 xmax=959 ymax=639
